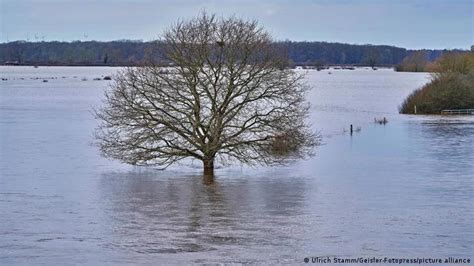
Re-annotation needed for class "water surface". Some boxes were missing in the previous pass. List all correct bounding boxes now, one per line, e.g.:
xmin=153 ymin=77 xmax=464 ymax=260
xmin=1 ymin=66 xmax=472 ymax=264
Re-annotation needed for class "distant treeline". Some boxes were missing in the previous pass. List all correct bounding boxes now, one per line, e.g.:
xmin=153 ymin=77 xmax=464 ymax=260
xmin=0 ymin=40 xmax=458 ymax=67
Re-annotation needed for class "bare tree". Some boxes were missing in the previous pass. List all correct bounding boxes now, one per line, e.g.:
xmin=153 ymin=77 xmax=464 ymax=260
xmin=95 ymin=13 xmax=319 ymax=176
xmin=396 ymin=51 xmax=428 ymax=72
xmin=363 ymin=48 xmax=380 ymax=69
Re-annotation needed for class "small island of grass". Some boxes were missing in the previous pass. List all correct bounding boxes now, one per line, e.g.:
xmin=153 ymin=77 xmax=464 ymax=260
xmin=399 ymin=51 xmax=474 ymax=114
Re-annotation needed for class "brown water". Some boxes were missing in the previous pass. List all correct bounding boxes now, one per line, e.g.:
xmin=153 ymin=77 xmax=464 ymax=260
xmin=1 ymin=66 xmax=472 ymax=264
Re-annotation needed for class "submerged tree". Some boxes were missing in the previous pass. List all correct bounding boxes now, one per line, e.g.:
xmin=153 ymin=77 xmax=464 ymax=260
xmin=95 ymin=13 xmax=319 ymax=176
xmin=395 ymin=51 xmax=428 ymax=72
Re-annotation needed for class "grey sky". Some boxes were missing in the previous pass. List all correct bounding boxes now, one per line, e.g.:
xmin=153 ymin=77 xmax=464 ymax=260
xmin=1 ymin=0 xmax=472 ymax=49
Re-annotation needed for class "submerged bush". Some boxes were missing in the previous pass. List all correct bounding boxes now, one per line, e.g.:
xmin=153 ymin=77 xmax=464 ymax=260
xmin=399 ymin=73 xmax=474 ymax=114
xmin=399 ymin=52 xmax=474 ymax=114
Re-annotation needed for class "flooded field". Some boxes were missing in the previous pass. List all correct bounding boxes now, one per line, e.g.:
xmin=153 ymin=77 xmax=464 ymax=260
xmin=1 ymin=66 xmax=472 ymax=264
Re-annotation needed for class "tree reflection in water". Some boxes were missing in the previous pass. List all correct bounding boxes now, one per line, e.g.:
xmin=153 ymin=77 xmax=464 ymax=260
xmin=98 ymin=170 xmax=309 ymax=261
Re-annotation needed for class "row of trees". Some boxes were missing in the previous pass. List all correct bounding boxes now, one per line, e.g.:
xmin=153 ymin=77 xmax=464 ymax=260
xmin=394 ymin=49 xmax=471 ymax=72
xmin=0 ymin=40 xmax=163 ymax=66
xmin=1 ymin=39 xmax=450 ymax=67
xmin=280 ymin=41 xmax=408 ymax=66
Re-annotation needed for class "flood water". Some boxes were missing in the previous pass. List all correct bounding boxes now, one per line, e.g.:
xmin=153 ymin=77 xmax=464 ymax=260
xmin=1 ymin=66 xmax=473 ymax=264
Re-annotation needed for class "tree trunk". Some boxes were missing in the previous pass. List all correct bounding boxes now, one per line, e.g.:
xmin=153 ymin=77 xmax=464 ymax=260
xmin=202 ymin=174 xmax=214 ymax=185
xmin=203 ymin=159 xmax=214 ymax=176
